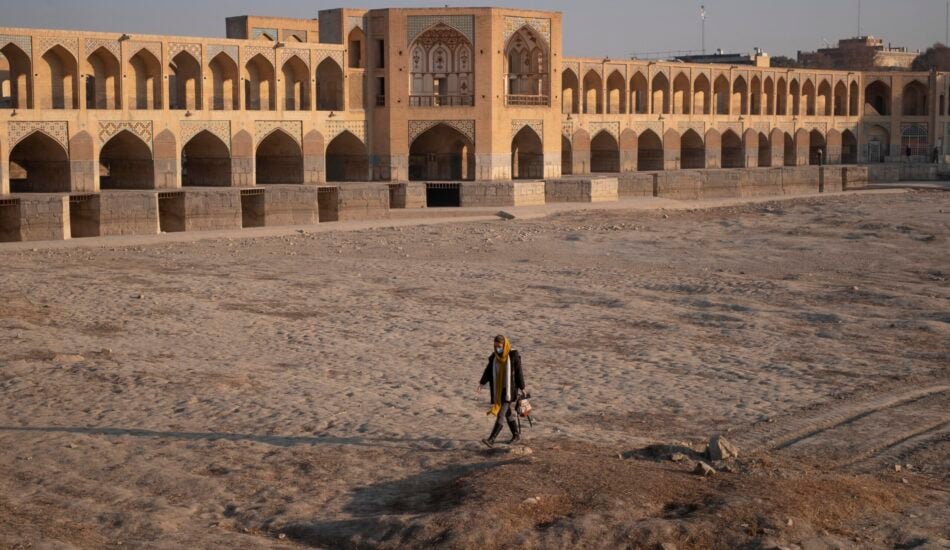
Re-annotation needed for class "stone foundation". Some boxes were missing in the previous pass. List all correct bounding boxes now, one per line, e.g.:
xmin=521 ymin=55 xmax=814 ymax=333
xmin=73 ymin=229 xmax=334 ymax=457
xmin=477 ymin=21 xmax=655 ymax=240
xmin=182 ymin=188 xmax=243 ymax=231
xmin=336 ymin=184 xmax=391 ymax=221
xmin=617 ymin=172 xmax=656 ymax=198
xmin=262 ymin=186 xmax=319 ymax=226
xmin=17 ymin=195 xmax=69 ymax=242
xmin=780 ymin=166 xmax=821 ymax=195
xmin=843 ymin=166 xmax=869 ymax=189
xmin=99 ymin=191 xmax=160 ymax=237
xmin=388 ymin=182 xmax=427 ymax=209
xmin=544 ymin=177 xmax=618 ymax=203
xmin=739 ymin=168 xmax=785 ymax=198
xmin=655 ymin=171 xmax=703 ymax=200
xmin=460 ymin=181 xmax=546 ymax=207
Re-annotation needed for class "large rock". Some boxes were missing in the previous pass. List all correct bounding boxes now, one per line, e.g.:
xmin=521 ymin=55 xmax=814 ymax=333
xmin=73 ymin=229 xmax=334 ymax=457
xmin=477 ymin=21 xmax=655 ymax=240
xmin=707 ymin=435 xmax=739 ymax=461
xmin=694 ymin=461 xmax=716 ymax=476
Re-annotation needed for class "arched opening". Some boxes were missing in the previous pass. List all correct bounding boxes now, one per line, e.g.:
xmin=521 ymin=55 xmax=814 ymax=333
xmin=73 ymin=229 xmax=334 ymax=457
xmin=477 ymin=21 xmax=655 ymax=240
xmin=0 ymin=43 xmax=32 ymax=108
xmin=630 ymin=72 xmax=649 ymax=114
xmin=182 ymin=131 xmax=231 ymax=186
xmin=40 ymin=45 xmax=78 ymax=109
xmin=864 ymin=80 xmax=890 ymax=116
xmin=561 ymin=68 xmax=578 ymax=114
xmin=256 ymin=130 xmax=303 ymax=184
xmin=316 ymin=57 xmax=344 ymax=111
xmin=841 ymin=130 xmax=858 ymax=164
xmin=606 ymin=70 xmax=625 ymax=114
xmin=776 ymin=77 xmax=787 ymax=115
xmin=245 ymin=54 xmax=275 ymax=111
xmin=100 ymin=130 xmax=154 ymax=189
xmin=505 ymin=25 xmax=549 ymax=104
xmin=409 ymin=124 xmax=474 ymax=181
xmin=582 ymin=69 xmax=602 ymax=114
xmin=210 ymin=52 xmax=239 ymax=110
xmin=809 ymin=130 xmax=826 ymax=165
xmin=817 ymin=80 xmax=832 ymax=116
xmin=681 ymin=130 xmax=704 ymax=169
xmin=750 ymin=76 xmax=761 ymax=115
xmin=866 ymin=125 xmax=890 ymax=163
xmin=409 ymin=24 xmax=473 ymax=107
xmin=651 ymin=72 xmax=669 ymax=114
xmin=9 ymin=132 xmax=70 ymax=192
xmin=326 ymin=131 xmax=369 ymax=182
xmin=85 ymin=47 xmax=120 ymax=109
xmin=942 ymin=95 xmax=947 ymax=117
xmin=590 ymin=131 xmax=619 ymax=173
xmin=561 ymin=135 xmax=573 ymax=176
xmin=693 ymin=73 xmax=711 ymax=114
xmin=901 ymin=123 xmax=928 ymax=159
xmin=757 ymin=132 xmax=772 ymax=167
xmin=129 ymin=48 xmax=162 ymax=109
xmin=732 ymin=75 xmax=748 ymax=115
xmin=512 ymin=126 xmax=543 ymax=179
xmin=169 ymin=51 xmax=201 ymax=110
xmin=764 ymin=77 xmax=775 ymax=115
xmin=281 ymin=55 xmax=311 ymax=111
xmin=348 ymin=27 xmax=365 ymax=69
xmin=849 ymin=81 xmax=859 ymax=116
xmin=637 ymin=130 xmax=663 ymax=171
xmin=833 ymin=81 xmax=847 ymax=116
xmin=784 ymin=133 xmax=796 ymax=166
xmin=802 ymin=80 xmax=816 ymax=116
xmin=673 ymin=73 xmax=690 ymax=115
xmin=721 ymin=130 xmax=744 ymax=168
xmin=790 ymin=79 xmax=801 ymax=116
xmin=902 ymin=81 xmax=928 ymax=116
xmin=714 ymin=75 xmax=730 ymax=115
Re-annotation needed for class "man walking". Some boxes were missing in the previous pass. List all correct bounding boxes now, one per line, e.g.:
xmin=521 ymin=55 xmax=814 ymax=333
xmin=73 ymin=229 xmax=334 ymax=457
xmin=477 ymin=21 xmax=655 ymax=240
xmin=478 ymin=335 xmax=526 ymax=448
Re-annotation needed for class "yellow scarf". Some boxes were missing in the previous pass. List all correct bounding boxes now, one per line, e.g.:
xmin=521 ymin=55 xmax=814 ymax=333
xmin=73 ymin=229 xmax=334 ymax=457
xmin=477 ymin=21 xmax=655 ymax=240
xmin=488 ymin=337 xmax=511 ymax=416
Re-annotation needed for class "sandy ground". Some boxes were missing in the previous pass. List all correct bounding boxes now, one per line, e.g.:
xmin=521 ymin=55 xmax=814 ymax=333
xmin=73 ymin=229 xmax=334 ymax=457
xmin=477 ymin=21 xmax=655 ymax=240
xmin=0 ymin=190 xmax=948 ymax=549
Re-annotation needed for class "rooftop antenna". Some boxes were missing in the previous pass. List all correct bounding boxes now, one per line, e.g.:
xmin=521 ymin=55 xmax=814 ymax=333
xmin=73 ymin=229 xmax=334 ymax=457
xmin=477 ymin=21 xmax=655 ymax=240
xmin=857 ymin=0 xmax=862 ymax=37
xmin=946 ymin=0 xmax=949 ymax=45
xmin=701 ymin=4 xmax=707 ymax=54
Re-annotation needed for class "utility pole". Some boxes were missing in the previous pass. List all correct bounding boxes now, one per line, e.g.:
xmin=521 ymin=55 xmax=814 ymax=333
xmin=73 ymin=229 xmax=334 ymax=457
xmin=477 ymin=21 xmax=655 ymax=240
xmin=946 ymin=0 xmax=948 ymax=45
xmin=701 ymin=4 xmax=706 ymax=54
xmin=857 ymin=0 xmax=862 ymax=37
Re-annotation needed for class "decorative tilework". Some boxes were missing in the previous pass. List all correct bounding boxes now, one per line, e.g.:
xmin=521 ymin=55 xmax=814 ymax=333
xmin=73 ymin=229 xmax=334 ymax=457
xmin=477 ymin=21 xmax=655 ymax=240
xmin=561 ymin=61 xmax=580 ymax=77
xmin=280 ymin=48 xmax=311 ymax=69
xmin=835 ymin=121 xmax=858 ymax=134
xmin=128 ymin=41 xmax=162 ymax=63
xmin=326 ymin=120 xmax=367 ymax=142
xmin=407 ymin=15 xmax=474 ymax=46
xmin=676 ymin=121 xmax=705 ymax=134
xmin=0 ymin=34 xmax=32 ymax=60
xmin=181 ymin=121 xmax=231 ymax=150
xmin=244 ymin=46 xmax=276 ymax=66
xmin=777 ymin=122 xmax=795 ymax=133
xmin=169 ymin=42 xmax=202 ymax=61
xmin=38 ymin=36 xmax=78 ymax=60
xmin=504 ymin=16 xmax=551 ymax=46
xmin=631 ymin=121 xmax=663 ymax=135
xmin=561 ymin=121 xmax=573 ymax=138
xmin=207 ymin=44 xmax=239 ymax=64
xmin=84 ymin=38 xmax=120 ymax=60
xmin=408 ymin=120 xmax=475 ymax=144
xmin=98 ymin=121 xmax=154 ymax=149
xmin=252 ymin=28 xmax=278 ymax=41
xmin=255 ymin=120 xmax=303 ymax=145
xmin=589 ymin=121 xmax=620 ymax=139
xmin=347 ymin=16 xmax=364 ymax=35
xmin=801 ymin=122 xmax=827 ymax=132
xmin=313 ymin=49 xmax=345 ymax=67
xmin=9 ymin=121 xmax=69 ymax=151
xmin=512 ymin=120 xmax=543 ymax=139
xmin=716 ymin=121 xmax=743 ymax=135
xmin=752 ymin=122 xmax=771 ymax=133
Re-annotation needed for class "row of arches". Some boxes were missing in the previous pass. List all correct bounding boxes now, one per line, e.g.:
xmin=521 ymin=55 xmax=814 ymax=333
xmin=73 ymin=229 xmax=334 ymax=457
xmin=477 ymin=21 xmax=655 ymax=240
xmin=562 ymin=69 xmax=931 ymax=119
xmin=0 ymin=42 xmax=345 ymax=112
xmin=6 ymin=128 xmax=368 ymax=192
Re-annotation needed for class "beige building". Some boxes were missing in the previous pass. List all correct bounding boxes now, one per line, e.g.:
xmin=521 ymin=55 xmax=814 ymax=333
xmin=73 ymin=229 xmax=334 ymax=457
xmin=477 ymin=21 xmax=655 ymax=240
xmin=798 ymin=37 xmax=918 ymax=71
xmin=0 ymin=7 xmax=946 ymax=202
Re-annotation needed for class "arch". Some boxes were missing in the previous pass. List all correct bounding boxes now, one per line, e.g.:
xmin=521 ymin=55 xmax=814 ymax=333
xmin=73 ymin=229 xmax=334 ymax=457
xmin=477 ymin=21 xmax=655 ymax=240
xmin=714 ymin=74 xmax=730 ymax=115
xmin=182 ymin=130 xmax=231 ymax=186
xmin=326 ymin=131 xmax=368 ymax=182
xmin=865 ymin=124 xmax=890 ymax=163
xmin=561 ymin=134 xmax=573 ymax=175
xmin=256 ymin=130 xmax=303 ymax=184
xmin=316 ymin=57 xmax=344 ymax=111
xmin=802 ymin=79 xmax=816 ymax=116
xmin=808 ymin=130 xmax=826 ymax=165
xmin=40 ymin=44 xmax=78 ymax=109
xmin=750 ymin=75 xmax=761 ymax=115
xmin=776 ymin=77 xmax=787 ymax=115
xmin=281 ymin=55 xmax=311 ymax=111
xmin=210 ymin=52 xmax=239 ymax=110
xmin=129 ymin=48 xmax=162 ymax=109
xmin=841 ymin=130 xmax=857 ymax=164
xmin=512 ymin=126 xmax=543 ymax=179
xmin=783 ymin=132 xmax=796 ymax=166
xmin=817 ymin=80 xmax=833 ymax=116
xmin=864 ymin=80 xmax=891 ymax=116
xmin=85 ymin=46 xmax=120 ymax=109
xmin=681 ymin=129 xmax=704 ymax=169
xmin=721 ymin=130 xmax=744 ymax=168
xmin=347 ymin=26 xmax=365 ymax=69
xmin=590 ymin=131 xmax=619 ymax=173
xmin=409 ymin=123 xmax=474 ymax=181
xmin=0 ymin=43 xmax=32 ymax=108
xmin=672 ymin=72 xmax=690 ymax=115
xmin=637 ymin=129 xmax=663 ymax=171
xmin=582 ymin=69 xmax=602 ymax=114
xmin=902 ymin=80 xmax=928 ymax=116
xmin=561 ymin=68 xmax=578 ymax=114
xmin=901 ymin=123 xmax=928 ymax=158
xmin=790 ymin=78 xmax=801 ymax=116
xmin=606 ymin=70 xmax=625 ymax=114
xmin=833 ymin=81 xmax=847 ymax=116
xmin=732 ymin=75 xmax=748 ymax=115
xmin=630 ymin=72 xmax=649 ymax=114
xmin=245 ymin=53 xmax=275 ymax=111
xmin=757 ymin=132 xmax=771 ymax=167
xmin=169 ymin=50 xmax=201 ymax=110
xmin=763 ymin=76 xmax=775 ymax=115
xmin=8 ymin=132 xmax=70 ymax=192
xmin=651 ymin=72 xmax=669 ymax=114
xmin=849 ymin=81 xmax=859 ymax=116
xmin=693 ymin=73 xmax=711 ymax=115
xmin=409 ymin=24 xmax=474 ymax=106
xmin=99 ymin=130 xmax=154 ymax=189
xmin=505 ymin=25 xmax=549 ymax=101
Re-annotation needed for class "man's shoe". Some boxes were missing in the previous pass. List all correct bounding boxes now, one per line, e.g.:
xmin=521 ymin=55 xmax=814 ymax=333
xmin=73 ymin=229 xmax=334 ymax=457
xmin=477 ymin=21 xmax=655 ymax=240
xmin=481 ymin=438 xmax=495 ymax=448
xmin=508 ymin=434 xmax=521 ymax=445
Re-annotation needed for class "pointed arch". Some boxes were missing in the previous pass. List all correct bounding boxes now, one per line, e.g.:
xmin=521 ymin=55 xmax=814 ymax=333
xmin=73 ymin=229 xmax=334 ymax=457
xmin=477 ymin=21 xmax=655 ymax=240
xmin=817 ymin=79 xmax=832 ymax=116
xmin=182 ymin=130 xmax=231 ymax=186
xmin=40 ymin=44 xmax=78 ymax=109
xmin=9 ymin=131 xmax=71 ymax=192
xmin=637 ymin=129 xmax=663 ymax=171
xmin=245 ymin=53 xmax=275 ymax=111
xmin=763 ymin=76 xmax=775 ymax=115
xmin=672 ymin=72 xmax=690 ymax=114
xmin=841 ymin=129 xmax=857 ymax=164
xmin=606 ymin=70 xmax=625 ymax=114
xmin=582 ymin=69 xmax=603 ymax=114
xmin=864 ymin=80 xmax=890 ymax=116
xmin=316 ymin=57 xmax=344 ymax=111
xmin=169 ymin=50 xmax=201 ymax=110
xmin=714 ymin=74 xmax=730 ymax=115
xmin=809 ymin=130 xmax=826 ymax=165
xmin=776 ymin=77 xmax=788 ymax=115
xmin=693 ymin=73 xmax=711 ymax=114
xmin=789 ymin=78 xmax=801 ymax=116
xmin=848 ymin=81 xmax=859 ymax=116
xmin=512 ymin=125 xmax=544 ymax=179
xmin=561 ymin=68 xmax=579 ymax=114
xmin=281 ymin=54 xmax=311 ymax=111
xmin=505 ymin=24 xmax=549 ymax=102
xmin=210 ymin=51 xmax=239 ymax=110
xmin=256 ymin=129 xmax=303 ymax=184
xmin=721 ymin=130 xmax=744 ymax=168
xmin=802 ymin=79 xmax=816 ymax=116
xmin=0 ymin=42 xmax=32 ymax=108
xmin=326 ymin=131 xmax=368 ymax=182
xmin=681 ymin=129 xmax=704 ymax=169
xmin=749 ymin=75 xmax=761 ymax=115
xmin=630 ymin=71 xmax=649 ymax=114
xmin=348 ymin=26 xmax=365 ymax=68
xmin=757 ymin=131 xmax=772 ymax=167
xmin=902 ymin=80 xmax=928 ymax=116
xmin=833 ymin=81 xmax=847 ymax=116
xmin=651 ymin=72 xmax=669 ymax=114
xmin=732 ymin=75 xmax=748 ymax=115
xmin=100 ymin=130 xmax=154 ymax=189
xmin=129 ymin=48 xmax=162 ymax=109
xmin=409 ymin=123 xmax=475 ymax=181
xmin=409 ymin=23 xmax=474 ymax=106
xmin=590 ymin=130 xmax=619 ymax=173
xmin=561 ymin=134 xmax=573 ymax=175
xmin=783 ymin=132 xmax=796 ymax=166
xmin=85 ymin=46 xmax=120 ymax=109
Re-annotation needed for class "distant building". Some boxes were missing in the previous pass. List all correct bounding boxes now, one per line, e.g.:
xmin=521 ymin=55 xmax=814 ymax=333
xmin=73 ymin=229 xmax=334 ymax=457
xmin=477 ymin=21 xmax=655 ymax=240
xmin=675 ymin=48 xmax=771 ymax=67
xmin=798 ymin=36 xmax=918 ymax=70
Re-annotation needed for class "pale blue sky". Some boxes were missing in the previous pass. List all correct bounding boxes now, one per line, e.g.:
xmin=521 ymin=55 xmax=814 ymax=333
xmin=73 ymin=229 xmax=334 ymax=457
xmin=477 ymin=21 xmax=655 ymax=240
xmin=0 ymin=0 xmax=944 ymax=58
